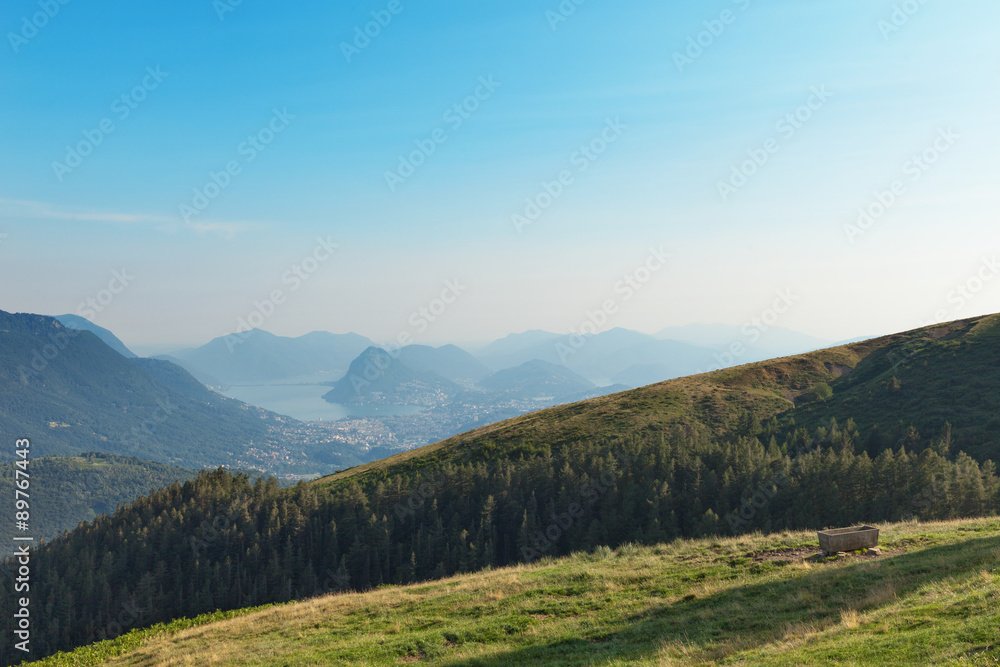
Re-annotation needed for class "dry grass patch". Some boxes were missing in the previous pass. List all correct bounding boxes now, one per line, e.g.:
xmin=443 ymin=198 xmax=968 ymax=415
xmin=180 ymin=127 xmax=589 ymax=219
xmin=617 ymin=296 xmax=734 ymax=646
xmin=840 ymin=608 xmax=860 ymax=630
xmin=31 ymin=516 xmax=1000 ymax=667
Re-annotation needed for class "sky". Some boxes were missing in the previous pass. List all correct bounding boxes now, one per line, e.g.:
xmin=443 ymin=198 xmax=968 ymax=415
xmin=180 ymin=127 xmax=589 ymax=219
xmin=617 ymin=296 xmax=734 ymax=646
xmin=1 ymin=0 xmax=998 ymax=350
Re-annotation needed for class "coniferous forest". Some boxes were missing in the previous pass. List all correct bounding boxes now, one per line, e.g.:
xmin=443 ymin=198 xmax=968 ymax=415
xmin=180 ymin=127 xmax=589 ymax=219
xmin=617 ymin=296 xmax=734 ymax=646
xmin=2 ymin=415 xmax=998 ymax=663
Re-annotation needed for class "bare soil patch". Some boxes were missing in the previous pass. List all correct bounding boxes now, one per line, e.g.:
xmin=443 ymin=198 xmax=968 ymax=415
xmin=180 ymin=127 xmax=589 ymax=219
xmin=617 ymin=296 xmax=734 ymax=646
xmin=749 ymin=545 xmax=896 ymax=565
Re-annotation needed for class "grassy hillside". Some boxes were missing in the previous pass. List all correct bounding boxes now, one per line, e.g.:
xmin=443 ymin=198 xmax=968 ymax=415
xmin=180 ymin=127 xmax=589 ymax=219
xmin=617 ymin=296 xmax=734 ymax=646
xmin=318 ymin=313 xmax=1000 ymax=487
xmin=28 ymin=516 xmax=1000 ymax=666
xmin=6 ymin=312 xmax=1000 ymax=665
xmin=787 ymin=315 xmax=1000 ymax=461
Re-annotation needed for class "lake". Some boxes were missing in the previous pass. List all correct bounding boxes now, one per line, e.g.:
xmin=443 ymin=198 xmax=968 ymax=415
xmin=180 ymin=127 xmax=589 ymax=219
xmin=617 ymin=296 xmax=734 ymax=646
xmin=217 ymin=377 xmax=424 ymax=421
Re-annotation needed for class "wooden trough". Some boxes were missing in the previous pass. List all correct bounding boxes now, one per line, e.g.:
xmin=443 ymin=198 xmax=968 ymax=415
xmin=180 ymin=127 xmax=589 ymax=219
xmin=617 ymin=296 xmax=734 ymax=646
xmin=818 ymin=525 xmax=879 ymax=554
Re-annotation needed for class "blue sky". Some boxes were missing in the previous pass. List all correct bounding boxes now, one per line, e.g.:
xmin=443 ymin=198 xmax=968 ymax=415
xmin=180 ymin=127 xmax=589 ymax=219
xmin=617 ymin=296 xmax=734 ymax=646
xmin=1 ymin=0 xmax=998 ymax=348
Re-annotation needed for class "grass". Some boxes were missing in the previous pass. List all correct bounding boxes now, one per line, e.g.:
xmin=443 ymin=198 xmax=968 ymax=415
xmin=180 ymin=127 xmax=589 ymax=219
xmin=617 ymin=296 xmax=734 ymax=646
xmin=789 ymin=314 xmax=1000 ymax=461
xmin=316 ymin=313 xmax=1000 ymax=492
xmin=30 ymin=516 xmax=1000 ymax=666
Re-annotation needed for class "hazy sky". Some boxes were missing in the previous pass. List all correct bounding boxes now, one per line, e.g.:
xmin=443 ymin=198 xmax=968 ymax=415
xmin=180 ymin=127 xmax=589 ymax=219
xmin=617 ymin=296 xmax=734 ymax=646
xmin=1 ymin=0 xmax=998 ymax=349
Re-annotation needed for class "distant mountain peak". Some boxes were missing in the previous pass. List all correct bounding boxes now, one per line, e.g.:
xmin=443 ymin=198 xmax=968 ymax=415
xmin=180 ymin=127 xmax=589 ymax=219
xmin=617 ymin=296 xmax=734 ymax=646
xmin=170 ymin=329 xmax=374 ymax=384
xmin=477 ymin=358 xmax=595 ymax=400
xmin=53 ymin=314 xmax=137 ymax=358
xmin=323 ymin=347 xmax=459 ymax=405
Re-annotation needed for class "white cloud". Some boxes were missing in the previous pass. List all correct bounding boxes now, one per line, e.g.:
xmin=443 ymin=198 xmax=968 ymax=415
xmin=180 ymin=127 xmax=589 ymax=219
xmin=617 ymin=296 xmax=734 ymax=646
xmin=0 ymin=198 xmax=263 ymax=238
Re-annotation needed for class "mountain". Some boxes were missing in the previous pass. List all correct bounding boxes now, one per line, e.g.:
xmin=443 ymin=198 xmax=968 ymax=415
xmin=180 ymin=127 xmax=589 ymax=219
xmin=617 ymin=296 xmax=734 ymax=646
xmin=30 ymin=517 xmax=1000 ymax=667
xmin=610 ymin=363 xmax=676 ymax=387
xmin=655 ymin=323 xmax=833 ymax=356
xmin=0 ymin=452 xmax=196 ymax=551
xmin=7 ymin=312 xmax=1000 ymax=663
xmin=477 ymin=359 xmax=595 ymax=400
xmin=565 ymin=330 xmax=720 ymax=384
xmin=411 ymin=314 xmax=1000 ymax=460
xmin=475 ymin=330 xmax=563 ymax=370
xmin=0 ymin=310 xmax=320 ymax=473
xmin=476 ymin=328 xmax=721 ymax=385
xmin=555 ymin=382 xmax=631 ymax=404
xmin=53 ymin=313 xmax=137 ymax=358
xmin=171 ymin=329 xmax=373 ymax=384
xmin=831 ymin=334 xmax=877 ymax=346
xmin=397 ymin=344 xmax=491 ymax=382
xmin=322 ymin=347 xmax=460 ymax=405
xmin=150 ymin=354 xmax=226 ymax=387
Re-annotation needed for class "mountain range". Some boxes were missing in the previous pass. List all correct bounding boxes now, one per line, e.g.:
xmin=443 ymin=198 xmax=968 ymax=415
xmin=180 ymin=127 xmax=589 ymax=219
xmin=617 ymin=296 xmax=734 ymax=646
xmin=0 ymin=309 xmax=889 ymax=478
xmin=397 ymin=344 xmax=491 ymax=382
xmin=166 ymin=329 xmax=373 ymax=385
xmin=160 ymin=324 xmax=836 ymax=393
xmin=0 ymin=310 xmax=354 ymax=474
xmin=2 ymin=312 xmax=999 ymax=664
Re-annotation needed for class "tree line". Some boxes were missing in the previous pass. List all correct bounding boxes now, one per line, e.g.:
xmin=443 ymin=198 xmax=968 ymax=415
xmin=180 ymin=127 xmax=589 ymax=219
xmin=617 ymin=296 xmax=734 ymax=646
xmin=1 ymin=415 xmax=997 ymax=664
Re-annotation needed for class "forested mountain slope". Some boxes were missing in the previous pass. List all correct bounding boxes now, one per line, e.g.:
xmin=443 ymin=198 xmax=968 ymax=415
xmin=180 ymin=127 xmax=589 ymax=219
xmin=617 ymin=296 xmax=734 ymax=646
xmin=0 ymin=311 xmax=318 ymax=473
xmin=3 ymin=313 xmax=1000 ymax=664
xmin=325 ymin=313 xmax=1000 ymax=484
xmin=0 ymin=453 xmax=196 ymax=552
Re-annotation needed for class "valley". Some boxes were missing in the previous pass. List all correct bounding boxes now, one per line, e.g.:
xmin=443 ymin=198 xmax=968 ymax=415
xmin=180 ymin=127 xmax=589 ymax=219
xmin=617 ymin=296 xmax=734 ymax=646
xmin=3 ymin=312 xmax=999 ymax=664
xmin=5 ymin=7 xmax=992 ymax=664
